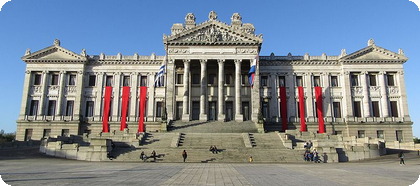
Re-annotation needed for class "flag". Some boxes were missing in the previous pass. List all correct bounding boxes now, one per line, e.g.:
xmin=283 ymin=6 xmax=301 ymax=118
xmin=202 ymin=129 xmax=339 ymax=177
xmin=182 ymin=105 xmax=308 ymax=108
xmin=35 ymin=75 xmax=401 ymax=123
xmin=248 ymin=55 xmax=258 ymax=87
xmin=154 ymin=63 xmax=165 ymax=87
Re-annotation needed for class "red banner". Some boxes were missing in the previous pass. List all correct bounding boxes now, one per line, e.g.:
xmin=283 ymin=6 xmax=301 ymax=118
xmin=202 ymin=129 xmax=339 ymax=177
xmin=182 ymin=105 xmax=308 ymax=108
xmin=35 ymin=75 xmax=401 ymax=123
xmin=315 ymin=86 xmax=325 ymax=133
xmin=138 ymin=86 xmax=147 ymax=132
xmin=298 ymin=86 xmax=307 ymax=132
xmin=279 ymin=87 xmax=288 ymax=131
xmin=120 ymin=86 xmax=130 ymax=131
xmin=102 ymin=86 xmax=112 ymax=133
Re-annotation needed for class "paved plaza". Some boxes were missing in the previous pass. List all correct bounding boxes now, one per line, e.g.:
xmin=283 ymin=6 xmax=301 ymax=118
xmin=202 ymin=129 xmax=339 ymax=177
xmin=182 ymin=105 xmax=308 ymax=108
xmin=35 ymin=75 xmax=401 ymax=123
xmin=1 ymin=150 xmax=419 ymax=186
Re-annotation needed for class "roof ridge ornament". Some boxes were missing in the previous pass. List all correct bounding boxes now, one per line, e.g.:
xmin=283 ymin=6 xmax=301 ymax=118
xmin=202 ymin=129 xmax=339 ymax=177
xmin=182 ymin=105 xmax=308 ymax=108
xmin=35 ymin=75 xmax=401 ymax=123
xmin=340 ymin=49 xmax=347 ymax=57
xmin=25 ymin=48 xmax=31 ymax=56
xmin=368 ymin=38 xmax=375 ymax=46
xmin=398 ymin=48 xmax=405 ymax=56
xmin=231 ymin=13 xmax=242 ymax=27
xmin=185 ymin=13 xmax=196 ymax=29
xmin=208 ymin=11 xmax=217 ymax=20
xmin=54 ymin=39 xmax=60 ymax=46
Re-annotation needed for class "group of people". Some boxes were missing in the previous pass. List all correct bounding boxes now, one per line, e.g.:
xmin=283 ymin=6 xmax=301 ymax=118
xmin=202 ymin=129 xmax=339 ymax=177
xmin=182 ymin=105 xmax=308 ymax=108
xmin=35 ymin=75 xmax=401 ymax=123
xmin=140 ymin=150 xmax=157 ymax=162
xmin=304 ymin=149 xmax=321 ymax=163
xmin=209 ymin=145 xmax=219 ymax=154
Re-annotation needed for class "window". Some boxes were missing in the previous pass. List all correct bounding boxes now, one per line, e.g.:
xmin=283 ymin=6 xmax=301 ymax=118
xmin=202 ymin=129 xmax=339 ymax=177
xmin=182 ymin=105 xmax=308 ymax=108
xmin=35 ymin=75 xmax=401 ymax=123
xmin=85 ymin=101 xmax=94 ymax=117
xmin=358 ymin=130 xmax=365 ymax=138
xmin=390 ymin=101 xmax=399 ymax=117
xmin=43 ymin=129 xmax=51 ymax=138
xmin=377 ymin=130 xmax=384 ymax=139
xmin=261 ymin=76 xmax=268 ymax=86
xmin=61 ymin=129 xmax=70 ymax=137
xmin=68 ymin=74 xmax=76 ymax=85
xmin=208 ymin=74 xmax=216 ymax=85
xmin=351 ymin=74 xmax=359 ymax=86
xmin=88 ymin=75 xmax=96 ymax=86
xmin=176 ymin=74 xmax=183 ymax=84
xmin=192 ymin=74 xmax=200 ymax=85
xmin=333 ymin=102 xmax=341 ymax=118
xmin=123 ymin=76 xmax=130 ymax=86
xmin=51 ymin=74 xmax=59 ymax=85
xmin=371 ymin=101 xmax=380 ymax=117
xmin=297 ymin=101 xmax=305 ymax=118
xmin=225 ymin=74 xmax=232 ymax=85
xmin=47 ymin=100 xmax=56 ymax=116
xmin=241 ymin=74 xmax=249 ymax=85
xmin=330 ymin=76 xmax=338 ymax=87
xmin=29 ymin=100 xmax=39 ymax=116
xmin=387 ymin=74 xmax=395 ymax=86
xmin=296 ymin=76 xmax=303 ymax=87
xmin=262 ymin=101 xmax=269 ymax=119
xmin=353 ymin=101 xmax=361 ymax=117
xmin=140 ymin=76 xmax=147 ymax=86
xmin=396 ymin=130 xmax=403 ymax=142
xmin=24 ymin=129 xmax=33 ymax=141
xmin=313 ymin=76 xmax=321 ymax=87
xmin=156 ymin=102 xmax=163 ymax=117
xmin=369 ymin=74 xmax=377 ymax=86
xmin=278 ymin=76 xmax=285 ymax=87
xmin=65 ymin=101 xmax=74 ymax=116
xmin=106 ymin=76 xmax=113 ymax=86
xmin=34 ymin=74 xmax=42 ymax=85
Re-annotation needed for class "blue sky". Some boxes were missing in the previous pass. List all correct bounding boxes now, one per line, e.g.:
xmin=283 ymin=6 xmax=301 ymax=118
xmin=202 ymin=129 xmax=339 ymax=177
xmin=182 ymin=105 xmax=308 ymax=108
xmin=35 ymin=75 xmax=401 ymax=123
xmin=0 ymin=0 xmax=419 ymax=137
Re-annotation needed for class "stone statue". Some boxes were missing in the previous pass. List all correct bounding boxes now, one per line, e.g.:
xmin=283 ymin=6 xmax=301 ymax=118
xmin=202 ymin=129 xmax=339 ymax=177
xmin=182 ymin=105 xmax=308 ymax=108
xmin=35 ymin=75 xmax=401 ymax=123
xmin=208 ymin=11 xmax=217 ymax=20
xmin=185 ymin=13 xmax=196 ymax=22
xmin=54 ymin=39 xmax=60 ymax=46
xmin=231 ymin=13 xmax=242 ymax=21
xmin=25 ymin=48 xmax=31 ymax=56
xmin=340 ymin=49 xmax=347 ymax=57
xmin=398 ymin=48 xmax=405 ymax=56
xmin=81 ymin=49 xmax=86 ymax=56
xmin=368 ymin=38 xmax=375 ymax=46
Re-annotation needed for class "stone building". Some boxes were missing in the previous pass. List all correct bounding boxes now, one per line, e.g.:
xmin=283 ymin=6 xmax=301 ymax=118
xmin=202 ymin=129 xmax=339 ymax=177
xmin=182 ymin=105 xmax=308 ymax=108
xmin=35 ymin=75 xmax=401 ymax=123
xmin=16 ymin=11 xmax=413 ymax=143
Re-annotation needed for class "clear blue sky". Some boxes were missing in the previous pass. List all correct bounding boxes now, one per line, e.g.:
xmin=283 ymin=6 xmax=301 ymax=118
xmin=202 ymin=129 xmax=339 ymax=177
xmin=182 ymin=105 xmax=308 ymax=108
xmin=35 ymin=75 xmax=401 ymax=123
xmin=0 ymin=0 xmax=419 ymax=137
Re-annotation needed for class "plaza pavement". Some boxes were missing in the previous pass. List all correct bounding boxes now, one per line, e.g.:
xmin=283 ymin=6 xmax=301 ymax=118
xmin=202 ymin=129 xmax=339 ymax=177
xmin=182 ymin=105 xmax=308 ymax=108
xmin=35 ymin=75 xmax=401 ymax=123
xmin=0 ymin=149 xmax=419 ymax=186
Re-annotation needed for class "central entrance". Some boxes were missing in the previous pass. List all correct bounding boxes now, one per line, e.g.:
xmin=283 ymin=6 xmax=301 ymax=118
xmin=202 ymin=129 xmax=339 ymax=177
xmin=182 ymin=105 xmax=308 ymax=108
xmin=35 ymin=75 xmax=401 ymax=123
xmin=208 ymin=101 xmax=217 ymax=121
xmin=226 ymin=101 xmax=233 ymax=121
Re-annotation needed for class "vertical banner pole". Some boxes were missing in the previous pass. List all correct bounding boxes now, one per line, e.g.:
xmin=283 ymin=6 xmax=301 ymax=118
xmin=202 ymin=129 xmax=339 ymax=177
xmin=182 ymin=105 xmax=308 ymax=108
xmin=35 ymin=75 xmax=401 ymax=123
xmin=279 ymin=87 xmax=288 ymax=131
xmin=315 ymin=86 xmax=325 ymax=133
xmin=298 ymin=86 xmax=307 ymax=132
xmin=138 ymin=86 xmax=147 ymax=132
xmin=102 ymin=86 xmax=112 ymax=133
xmin=120 ymin=86 xmax=130 ymax=131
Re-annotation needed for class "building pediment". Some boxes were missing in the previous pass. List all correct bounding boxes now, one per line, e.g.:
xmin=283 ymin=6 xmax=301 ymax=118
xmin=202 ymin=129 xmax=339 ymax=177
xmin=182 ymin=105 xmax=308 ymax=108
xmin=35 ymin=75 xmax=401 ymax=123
xmin=22 ymin=41 xmax=87 ymax=63
xmin=340 ymin=45 xmax=408 ymax=63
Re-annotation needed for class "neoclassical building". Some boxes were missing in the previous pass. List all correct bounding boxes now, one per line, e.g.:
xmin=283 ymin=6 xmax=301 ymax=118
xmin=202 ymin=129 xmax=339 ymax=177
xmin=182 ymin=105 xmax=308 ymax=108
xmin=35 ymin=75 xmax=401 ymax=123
xmin=16 ymin=11 xmax=413 ymax=143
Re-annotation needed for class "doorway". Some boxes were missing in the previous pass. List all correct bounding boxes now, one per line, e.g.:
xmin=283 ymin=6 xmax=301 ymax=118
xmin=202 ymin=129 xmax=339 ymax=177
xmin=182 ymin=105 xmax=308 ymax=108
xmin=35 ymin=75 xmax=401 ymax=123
xmin=208 ymin=101 xmax=217 ymax=121
xmin=226 ymin=101 xmax=233 ymax=121
xmin=176 ymin=102 xmax=183 ymax=120
xmin=242 ymin=102 xmax=250 ymax=121
xmin=192 ymin=101 xmax=199 ymax=120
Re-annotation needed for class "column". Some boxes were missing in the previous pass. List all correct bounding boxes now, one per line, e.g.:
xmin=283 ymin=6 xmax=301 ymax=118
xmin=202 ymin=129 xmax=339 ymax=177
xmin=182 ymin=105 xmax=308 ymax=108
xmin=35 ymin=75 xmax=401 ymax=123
xmin=94 ymin=72 xmax=104 ymax=121
xmin=286 ymin=73 xmax=295 ymax=122
xmin=378 ymin=72 xmax=389 ymax=117
xmin=112 ymin=72 xmax=121 ymax=122
xmin=342 ymin=71 xmax=354 ymax=122
xmin=305 ymin=73 xmax=314 ymax=122
xmin=361 ymin=72 xmax=370 ymax=117
xmin=129 ymin=72 xmax=139 ymax=121
xmin=397 ymin=71 xmax=410 ymax=120
xmin=56 ymin=71 xmax=66 ymax=119
xmin=147 ymin=72 xmax=156 ymax=121
xmin=251 ymin=58 xmax=261 ymax=122
xmin=217 ymin=59 xmax=225 ymax=121
xmin=269 ymin=73 xmax=277 ymax=120
xmin=234 ymin=59 xmax=243 ymax=121
xmin=199 ymin=59 xmax=207 ymax=121
xmin=18 ymin=70 xmax=32 ymax=120
xmin=166 ymin=60 xmax=175 ymax=121
xmin=322 ymin=73 xmax=332 ymax=120
xmin=182 ymin=59 xmax=190 ymax=121
xmin=73 ymin=70 xmax=85 ymax=121
xmin=38 ymin=70 xmax=49 ymax=118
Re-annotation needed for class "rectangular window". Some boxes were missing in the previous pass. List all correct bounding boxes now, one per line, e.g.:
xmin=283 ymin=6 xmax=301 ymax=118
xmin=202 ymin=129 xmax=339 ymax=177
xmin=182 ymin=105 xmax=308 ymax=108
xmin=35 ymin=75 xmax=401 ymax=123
xmin=262 ymin=101 xmax=269 ymax=119
xmin=51 ymin=74 xmax=59 ymax=85
xmin=68 ymin=74 xmax=76 ymax=85
xmin=296 ymin=76 xmax=303 ymax=87
xmin=330 ymin=76 xmax=338 ymax=87
xmin=333 ymin=102 xmax=341 ymax=118
xmin=192 ymin=74 xmax=200 ymax=85
xmin=377 ymin=130 xmax=384 ymax=139
xmin=85 ymin=101 xmax=94 ymax=117
xmin=387 ymin=74 xmax=395 ymax=86
xmin=65 ymin=101 xmax=74 ymax=116
xmin=390 ymin=101 xmax=399 ymax=117
xmin=176 ymin=74 xmax=183 ymax=84
xmin=208 ymin=74 xmax=216 ymax=85
xmin=353 ymin=101 xmax=361 ymax=117
xmin=225 ymin=74 xmax=232 ymax=85
xmin=29 ymin=100 xmax=39 ymax=116
xmin=371 ymin=101 xmax=380 ymax=117
xmin=24 ymin=129 xmax=33 ymax=141
xmin=313 ymin=76 xmax=321 ymax=87
xmin=369 ymin=74 xmax=377 ymax=86
xmin=396 ymin=130 xmax=403 ymax=142
xmin=88 ymin=75 xmax=96 ymax=86
xmin=261 ymin=76 xmax=268 ymax=86
xmin=43 ymin=129 xmax=51 ymax=138
xmin=140 ymin=76 xmax=147 ymax=86
xmin=358 ymin=130 xmax=365 ymax=138
xmin=156 ymin=102 xmax=163 ymax=117
xmin=61 ymin=129 xmax=70 ymax=137
xmin=241 ymin=74 xmax=249 ymax=85
xmin=351 ymin=74 xmax=359 ymax=86
xmin=34 ymin=74 xmax=42 ymax=85
xmin=123 ymin=75 xmax=130 ymax=86
xmin=106 ymin=76 xmax=113 ymax=86
xmin=278 ymin=76 xmax=285 ymax=87
xmin=47 ymin=100 xmax=56 ymax=116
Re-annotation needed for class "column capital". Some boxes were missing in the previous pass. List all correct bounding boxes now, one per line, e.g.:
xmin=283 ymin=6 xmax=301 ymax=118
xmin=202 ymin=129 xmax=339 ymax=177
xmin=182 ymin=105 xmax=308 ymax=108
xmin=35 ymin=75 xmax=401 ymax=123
xmin=78 ymin=70 xmax=83 ymax=75
xmin=25 ymin=70 xmax=31 ymax=74
xmin=398 ymin=71 xmax=404 ymax=75
xmin=360 ymin=71 xmax=367 ymax=75
xmin=234 ymin=59 xmax=242 ymax=65
xmin=42 ymin=70 xmax=48 ymax=74
xmin=95 ymin=72 xmax=104 ymax=75
xmin=183 ymin=59 xmax=191 ymax=63
xmin=114 ymin=72 xmax=122 ymax=75
xmin=200 ymin=59 xmax=207 ymax=64
xmin=378 ymin=71 xmax=385 ymax=75
xmin=343 ymin=71 xmax=350 ymax=75
xmin=59 ymin=70 xmax=66 ymax=74
xmin=217 ymin=59 xmax=225 ymax=64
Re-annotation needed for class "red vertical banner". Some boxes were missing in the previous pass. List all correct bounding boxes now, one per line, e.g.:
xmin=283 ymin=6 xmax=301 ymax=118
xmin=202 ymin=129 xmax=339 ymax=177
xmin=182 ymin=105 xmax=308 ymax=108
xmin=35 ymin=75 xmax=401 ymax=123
xmin=120 ymin=86 xmax=130 ymax=131
xmin=279 ymin=87 xmax=288 ymax=131
xmin=102 ymin=86 xmax=112 ymax=133
xmin=138 ymin=86 xmax=147 ymax=133
xmin=298 ymin=86 xmax=307 ymax=132
xmin=315 ymin=86 xmax=325 ymax=133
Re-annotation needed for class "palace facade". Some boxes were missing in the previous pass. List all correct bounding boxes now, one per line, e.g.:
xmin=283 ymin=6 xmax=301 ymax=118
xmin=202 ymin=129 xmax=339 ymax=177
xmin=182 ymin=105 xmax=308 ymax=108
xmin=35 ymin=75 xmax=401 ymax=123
xmin=16 ymin=11 xmax=413 ymax=143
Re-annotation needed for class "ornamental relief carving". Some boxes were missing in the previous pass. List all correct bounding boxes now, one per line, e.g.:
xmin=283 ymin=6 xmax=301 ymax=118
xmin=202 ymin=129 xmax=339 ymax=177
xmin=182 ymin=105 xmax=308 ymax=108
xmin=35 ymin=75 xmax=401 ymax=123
xmin=168 ymin=49 xmax=189 ymax=54
xmin=387 ymin=87 xmax=399 ymax=95
xmin=65 ymin=86 xmax=77 ymax=94
xmin=236 ymin=48 xmax=257 ymax=54
xmin=369 ymin=86 xmax=380 ymax=92
xmin=30 ymin=86 xmax=42 ymax=94
xmin=351 ymin=87 xmax=363 ymax=95
xmin=181 ymin=25 xmax=243 ymax=43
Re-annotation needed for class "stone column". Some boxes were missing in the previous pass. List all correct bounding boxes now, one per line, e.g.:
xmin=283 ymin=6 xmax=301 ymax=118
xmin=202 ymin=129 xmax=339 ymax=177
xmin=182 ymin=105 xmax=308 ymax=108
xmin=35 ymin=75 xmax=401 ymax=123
xmin=199 ymin=59 xmax=207 ymax=121
xmin=56 ymin=71 xmax=66 ymax=118
xmin=397 ymin=71 xmax=410 ymax=121
xmin=251 ymin=58 xmax=261 ymax=122
xmin=269 ymin=73 xmax=277 ymax=120
xmin=129 ymin=72 xmax=139 ymax=121
xmin=38 ymin=70 xmax=49 ymax=118
xmin=378 ymin=72 xmax=389 ymax=117
xmin=147 ymin=72 xmax=156 ymax=121
xmin=218 ymin=59 xmax=225 ymax=121
xmin=322 ymin=73 xmax=332 ymax=119
xmin=342 ymin=71 xmax=354 ymax=120
xmin=361 ymin=72 xmax=370 ymax=117
xmin=234 ymin=59 xmax=243 ymax=121
xmin=73 ymin=70 xmax=85 ymax=121
xmin=18 ymin=70 xmax=32 ymax=120
xmin=305 ymin=73 xmax=314 ymax=122
xmin=286 ymin=73 xmax=295 ymax=122
xmin=166 ymin=60 xmax=175 ymax=121
xmin=94 ymin=72 xmax=104 ymax=121
xmin=112 ymin=72 xmax=121 ymax=121
xmin=182 ymin=59 xmax=190 ymax=121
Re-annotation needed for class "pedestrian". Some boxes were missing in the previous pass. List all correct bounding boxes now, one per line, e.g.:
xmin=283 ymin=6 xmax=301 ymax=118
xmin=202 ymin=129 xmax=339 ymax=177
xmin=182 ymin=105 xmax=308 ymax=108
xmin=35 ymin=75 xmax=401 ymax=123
xmin=140 ymin=151 xmax=147 ymax=162
xmin=151 ymin=150 xmax=157 ymax=162
xmin=182 ymin=150 xmax=187 ymax=162
xmin=313 ymin=149 xmax=319 ymax=163
xmin=249 ymin=156 xmax=253 ymax=163
xmin=398 ymin=151 xmax=405 ymax=165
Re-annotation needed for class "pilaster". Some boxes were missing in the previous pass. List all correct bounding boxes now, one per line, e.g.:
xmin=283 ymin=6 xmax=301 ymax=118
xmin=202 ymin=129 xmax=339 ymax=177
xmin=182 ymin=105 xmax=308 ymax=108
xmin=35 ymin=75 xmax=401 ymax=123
xmin=38 ymin=71 xmax=48 ymax=117
xmin=147 ymin=72 xmax=156 ymax=121
xmin=397 ymin=71 xmax=410 ymax=121
xmin=55 ymin=71 xmax=66 ymax=118
xmin=182 ymin=59 xmax=190 ymax=121
xmin=342 ymin=71 xmax=353 ymax=119
xmin=217 ymin=59 xmax=225 ymax=121
xmin=129 ymin=72 xmax=139 ymax=121
xmin=305 ymin=73 xmax=314 ymax=121
xmin=361 ymin=72 xmax=370 ymax=117
xmin=112 ymin=72 xmax=121 ymax=121
xmin=73 ymin=70 xmax=85 ymax=121
xmin=18 ymin=70 xmax=32 ymax=120
xmin=378 ymin=72 xmax=389 ymax=117
xmin=94 ymin=72 xmax=104 ymax=121
xmin=199 ymin=59 xmax=207 ymax=121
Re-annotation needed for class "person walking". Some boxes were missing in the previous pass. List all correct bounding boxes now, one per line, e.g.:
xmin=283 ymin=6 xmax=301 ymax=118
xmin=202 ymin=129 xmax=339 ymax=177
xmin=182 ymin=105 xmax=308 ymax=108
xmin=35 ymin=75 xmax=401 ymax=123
xmin=182 ymin=150 xmax=188 ymax=162
xmin=398 ymin=151 xmax=405 ymax=165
